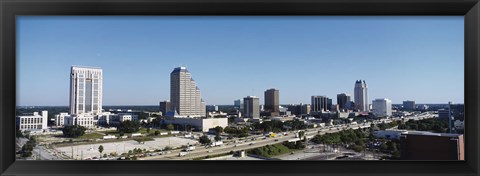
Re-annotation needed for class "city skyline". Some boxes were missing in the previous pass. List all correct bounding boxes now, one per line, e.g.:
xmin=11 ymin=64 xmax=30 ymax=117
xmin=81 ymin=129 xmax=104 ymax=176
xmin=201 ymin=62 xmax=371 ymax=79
xmin=17 ymin=16 xmax=464 ymax=106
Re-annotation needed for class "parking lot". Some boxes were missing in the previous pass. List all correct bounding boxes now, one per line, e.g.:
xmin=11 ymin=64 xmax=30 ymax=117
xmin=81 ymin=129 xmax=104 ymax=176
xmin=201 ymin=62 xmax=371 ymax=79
xmin=55 ymin=136 xmax=197 ymax=160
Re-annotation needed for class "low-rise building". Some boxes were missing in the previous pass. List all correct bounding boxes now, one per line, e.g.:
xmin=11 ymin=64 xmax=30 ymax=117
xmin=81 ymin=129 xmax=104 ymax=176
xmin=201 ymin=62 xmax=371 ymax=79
xmin=54 ymin=112 xmax=71 ymax=127
xmin=16 ymin=111 xmax=48 ymax=131
xmin=373 ymin=130 xmax=408 ymax=140
xmin=400 ymin=132 xmax=464 ymax=160
xmin=163 ymin=117 xmax=228 ymax=132
xmin=65 ymin=114 xmax=97 ymax=129
xmin=208 ymin=111 xmax=227 ymax=118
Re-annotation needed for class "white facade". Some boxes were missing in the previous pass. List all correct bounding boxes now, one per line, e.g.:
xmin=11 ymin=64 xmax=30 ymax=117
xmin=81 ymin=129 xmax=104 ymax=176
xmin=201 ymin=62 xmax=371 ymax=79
xmin=64 ymin=114 xmax=97 ymax=129
xmin=170 ymin=67 xmax=206 ymax=117
xmin=70 ymin=66 xmax=103 ymax=115
xmin=98 ymin=112 xmax=139 ymax=127
xmin=164 ymin=117 xmax=228 ymax=132
xmin=16 ymin=111 xmax=48 ymax=131
xmin=54 ymin=112 xmax=71 ymax=127
xmin=97 ymin=112 xmax=114 ymax=126
xmin=354 ymin=80 xmax=368 ymax=112
xmin=372 ymin=98 xmax=392 ymax=117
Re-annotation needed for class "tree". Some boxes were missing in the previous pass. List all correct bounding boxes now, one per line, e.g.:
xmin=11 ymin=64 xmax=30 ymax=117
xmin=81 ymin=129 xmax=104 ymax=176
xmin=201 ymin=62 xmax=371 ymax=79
xmin=16 ymin=130 xmax=24 ymax=138
xmin=154 ymin=130 xmax=160 ymax=136
xmin=62 ymin=125 xmax=87 ymax=138
xmin=199 ymin=135 xmax=211 ymax=145
xmin=167 ymin=124 xmax=175 ymax=131
xmin=98 ymin=145 xmax=104 ymax=157
xmin=214 ymin=134 xmax=222 ymax=141
xmin=214 ymin=126 xmax=224 ymax=134
xmin=146 ymin=128 xmax=151 ymax=134
xmin=117 ymin=120 xmax=140 ymax=133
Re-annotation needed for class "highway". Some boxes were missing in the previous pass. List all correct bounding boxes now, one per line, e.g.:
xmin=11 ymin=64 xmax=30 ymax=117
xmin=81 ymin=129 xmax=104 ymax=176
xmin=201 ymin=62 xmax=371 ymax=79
xmin=141 ymin=112 xmax=437 ymax=160
xmin=140 ymin=123 xmax=371 ymax=160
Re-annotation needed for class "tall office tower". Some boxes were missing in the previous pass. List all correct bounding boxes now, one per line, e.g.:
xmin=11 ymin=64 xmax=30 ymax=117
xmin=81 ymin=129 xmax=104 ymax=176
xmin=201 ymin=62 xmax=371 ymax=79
xmin=372 ymin=98 xmax=392 ymax=117
xmin=302 ymin=104 xmax=311 ymax=115
xmin=170 ymin=67 xmax=206 ymax=117
xmin=337 ymin=93 xmax=351 ymax=110
xmin=264 ymin=88 xmax=280 ymax=114
xmin=327 ymin=98 xmax=333 ymax=111
xmin=234 ymin=99 xmax=243 ymax=110
xmin=70 ymin=66 xmax=103 ymax=115
xmin=243 ymin=96 xmax=260 ymax=118
xmin=159 ymin=100 xmax=171 ymax=116
xmin=354 ymin=80 xmax=368 ymax=112
xmin=311 ymin=96 xmax=329 ymax=112
xmin=403 ymin=100 xmax=416 ymax=111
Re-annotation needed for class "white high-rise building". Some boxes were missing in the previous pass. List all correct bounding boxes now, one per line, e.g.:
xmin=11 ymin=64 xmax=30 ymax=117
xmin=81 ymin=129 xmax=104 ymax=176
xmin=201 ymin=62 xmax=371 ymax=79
xmin=354 ymin=80 xmax=368 ymax=112
xmin=372 ymin=98 xmax=392 ymax=117
xmin=170 ymin=67 xmax=206 ymax=117
xmin=70 ymin=66 xmax=103 ymax=115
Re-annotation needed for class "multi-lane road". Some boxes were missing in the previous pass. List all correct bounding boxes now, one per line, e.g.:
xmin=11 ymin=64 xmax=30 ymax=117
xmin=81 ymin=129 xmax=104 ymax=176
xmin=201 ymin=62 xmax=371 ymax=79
xmin=140 ymin=123 xmax=372 ymax=160
xmin=141 ymin=112 xmax=437 ymax=160
xmin=26 ymin=112 xmax=436 ymax=160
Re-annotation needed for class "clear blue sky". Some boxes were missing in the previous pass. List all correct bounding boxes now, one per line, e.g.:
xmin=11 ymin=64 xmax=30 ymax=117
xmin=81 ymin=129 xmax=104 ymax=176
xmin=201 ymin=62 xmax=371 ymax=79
xmin=17 ymin=16 xmax=464 ymax=106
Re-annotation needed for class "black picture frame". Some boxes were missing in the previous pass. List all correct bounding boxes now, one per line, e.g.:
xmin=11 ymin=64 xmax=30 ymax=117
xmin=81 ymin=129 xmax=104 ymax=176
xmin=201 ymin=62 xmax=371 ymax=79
xmin=1 ymin=0 xmax=479 ymax=176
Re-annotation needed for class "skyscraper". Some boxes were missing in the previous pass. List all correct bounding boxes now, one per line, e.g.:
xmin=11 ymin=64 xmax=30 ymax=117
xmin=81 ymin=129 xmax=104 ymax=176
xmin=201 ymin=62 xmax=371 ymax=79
xmin=337 ymin=93 xmax=351 ymax=110
xmin=244 ymin=96 xmax=260 ymax=118
xmin=264 ymin=88 xmax=280 ymax=115
xmin=311 ymin=96 xmax=328 ymax=112
xmin=354 ymin=80 xmax=368 ymax=112
xmin=70 ymin=66 xmax=103 ymax=115
xmin=234 ymin=99 xmax=243 ymax=110
xmin=372 ymin=98 xmax=392 ymax=117
xmin=403 ymin=100 xmax=416 ymax=110
xmin=159 ymin=100 xmax=171 ymax=116
xmin=170 ymin=67 xmax=206 ymax=117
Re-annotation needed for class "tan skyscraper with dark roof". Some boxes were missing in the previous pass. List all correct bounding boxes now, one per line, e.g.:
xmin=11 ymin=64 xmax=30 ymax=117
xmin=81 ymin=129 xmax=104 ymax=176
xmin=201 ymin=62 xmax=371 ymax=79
xmin=170 ymin=67 xmax=206 ymax=117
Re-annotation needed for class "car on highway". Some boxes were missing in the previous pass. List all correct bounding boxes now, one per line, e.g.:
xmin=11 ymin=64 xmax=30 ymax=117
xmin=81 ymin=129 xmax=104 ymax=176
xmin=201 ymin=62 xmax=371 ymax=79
xmin=249 ymin=142 xmax=255 ymax=145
